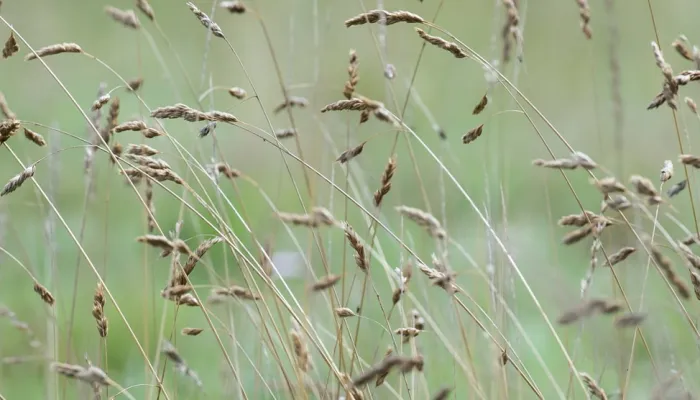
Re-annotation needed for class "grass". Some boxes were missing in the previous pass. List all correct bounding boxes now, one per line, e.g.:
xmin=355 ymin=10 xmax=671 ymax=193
xmin=1 ymin=0 xmax=700 ymax=399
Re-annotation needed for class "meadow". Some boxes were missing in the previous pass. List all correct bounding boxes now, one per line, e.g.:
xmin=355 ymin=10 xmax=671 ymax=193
xmin=1 ymin=0 xmax=700 ymax=399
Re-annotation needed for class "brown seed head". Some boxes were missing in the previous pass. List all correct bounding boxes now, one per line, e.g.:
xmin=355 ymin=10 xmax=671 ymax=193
xmin=127 ymin=78 xmax=144 ymax=91
xmin=374 ymin=157 xmax=397 ymax=207
xmin=462 ymin=124 xmax=484 ymax=144
xmin=607 ymin=247 xmax=636 ymax=266
xmin=136 ymin=0 xmax=155 ymax=21
xmin=591 ymin=177 xmax=626 ymax=194
xmin=310 ymin=274 xmax=342 ymax=291
xmin=580 ymin=372 xmax=608 ymax=400
xmin=220 ymin=1 xmax=246 ymax=13
xmin=396 ymin=205 xmax=446 ymax=239
xmin=336 ymin=142 xmax=366 ymax=164
xmin=343 ymin=49 xmax=359 ymax=99
xmin=629 ymin=175 xmax=659 ymax=197
xmin=0 ymin=92 xmax=16 ymax=120
xmin=345 ymin=9 xmax=425 ymax=27
xmin=416 ymin=28 xmax=468 ymax=59
xmin=182 ymin=327 xmax=204 ymax=336
xmin=344 ymin=223 xmax=368 ymax=272
xmin=1 ymin=165 xmax=35 ymax=196
xmin=274 ymin=96 xmax=308 ymax=114
xmin=126 ymin=143 xmax=159 ymax=156
xmin=672 ymin=36 xmax=694 ymax=61
xmin=25 ymin=43 xmax=82 ymax=61
xmin=33 ymin=282 xmax=55 ymax=306
xmin=91 ymin=94 xmax=111 ymax=112
xmin=335 ymin=307 xmax=356 ymax=318
xmin=186 ymin=2 xmax=224 ymax=38
xmin=228 ymin=87 xmax=247 ymax=99
xmin=23 ymin=128 xmax=46 ymax=147
xmin=104 ymin=6 xmax=141 ymax=29
xmin=3 ymin=32 xmax=19 ymax=59
xmin=614 ymin=312 xmax=647 ymax=328
xmin=472 ymin=92 xmax=488 ymax=115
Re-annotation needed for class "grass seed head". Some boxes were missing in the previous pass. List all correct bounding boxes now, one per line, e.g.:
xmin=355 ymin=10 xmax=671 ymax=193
xmin=33 ymin=282 xmax=55 ymax=306
xmin=2 ymin=32 xmax=19 ymax=58
xmin=462 ymin=124 xmax=484 ymax=144
xmin=1 ymin=164 xmax=35 ymax=196
xmin=186 ymin=2 xmax=224 ymax=38
xmin=25 ymin=43 xmax=82 ymax=60
xmin=23 ymin=128 xmax=46 ymax=147
xmin=345 ymin=9 xmax=425 ymax=27
xmin=104 ymin=6 xmax=141 ymax=29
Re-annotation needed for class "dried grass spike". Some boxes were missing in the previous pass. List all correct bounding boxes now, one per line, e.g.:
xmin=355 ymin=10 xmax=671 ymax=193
xmin=607 ymin=247 xmax=636 ymax=266
xmin=690 ymin=271 xmax=700 ymax=300
xmin=416 ymin=28 xmax=468 ymax=58
xmin=396 ymin=205 xmax=446 ymax=239
xmin=336 ymin=142 xmax=366 ymax=163
xmin=0 ymin=92 xmax=16 ymax=120
xmin=182 ymin=327 xmax=203 ymax=336
xmin=23 ymin=128 xmax=46 ymax=147
xmin=3 ymin=32 xmax=18 ymax=58
xmin=0 ymin=119 xmax=20 ymax=141
xmin=679 ymin=154 xmax=700 ymax=168
xmin=375 ymin=348 xmax=393 ymax=386
xmin=92 ymin=283 xmax=107 ymax=337
xmin=345 ymin=10 xmax=425 ymax=27
xmin=25 ymin=43 xmax=82 ymax=60
xmin=558 ymin=211 xmax=597 ymax=227
xmin=104 ymin=6 xmax=141 ymax=29
xmin=571 ymin=151 xmax=597 ymax=169
xmin=220 ymin=1 xmax=246 ymax=13
xmin=374 ymin=156 xmax=396 ymax=207
xmin=532 ymin=158 xmax=579 ymax=170
xmin=136 ymin=0 xmax=155 ymax=21
xmin=660 ymin=160 xmax=673 ymax=182
xmin=52 ymin=362 xmax=111 ymax=387
xmin=472 ymin=92 xmax=488 ymax=115
xmin=275 ymin=128 xmax=296 ymax=139
xmin=462 ymin=124 xmax=484 ymax=144
xmin=344 ymin=223 xmax=368 ymax=272
xmin=335 ymin=307 xmax=356 ymax=318
xmin=126 ymin=144 xmax=158 ymax=156
xmin=33 ymin=282 xmax=54 ymax=306
xmin=310 ymin=274 xmax=341 ymax=291
xmin=667 ymin=180 xmax=687 ymax=197
xmin=561 ymin=224 xmax=593 ymax=245
xmin=274 ymin=96 xmax=308 ymax=114
xmin=290 ymin=330 xmax=310 ymax=372
xmin=576 ymin=0 xmax=592 ymax=39
xmin=591 ymin=177 xmax=626 ymax=194
xmin=580 ymin=372 xmax=607 ymax=400
xmin=228 ymin=87 xmax=247 ymax=99
xmin=186 ymin=2 xmax=224 ymax=38
xmin=1 ymin=164 xmax=35 ymax=196
xmin=630 ymin=175 xmax=659 ymax=197
xmin=321 ymin=98 xmax=380 ymax=112
xmin=127 ymin=78 xmax=144 ymax=91
xmin=343 ymin=49 xmax=359 ymax=99
xmin=614 ymin=312 xmax=647 ymax=328
xmin=91 ymin=94 xmax=111 ymax=111
xmin=432 ymin=388 xmax=453 ymax=400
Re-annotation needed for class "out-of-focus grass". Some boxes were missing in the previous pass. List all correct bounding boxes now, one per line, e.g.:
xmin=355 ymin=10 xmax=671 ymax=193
xmin=1 ymin=0 xmax=700 ymax=398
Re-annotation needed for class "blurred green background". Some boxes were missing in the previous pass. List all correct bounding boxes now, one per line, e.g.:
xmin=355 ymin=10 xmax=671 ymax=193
xmin=2 ymin=0 xmax=700 ymax=398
